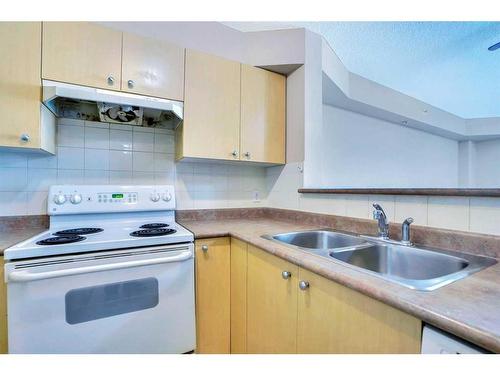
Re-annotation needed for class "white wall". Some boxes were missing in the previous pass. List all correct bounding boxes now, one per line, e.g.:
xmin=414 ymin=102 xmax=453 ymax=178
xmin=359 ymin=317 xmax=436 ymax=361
xmin=472 ymin=139 xmax=500 ymax=187
xmin=0 ymin=118 xmax=268 ymax=216
xmin=313 ymin=105 xmax=460 ymax=188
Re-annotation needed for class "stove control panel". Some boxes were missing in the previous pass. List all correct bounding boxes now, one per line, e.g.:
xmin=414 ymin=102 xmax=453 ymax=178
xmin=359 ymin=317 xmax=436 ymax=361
xmin=48 ymin=185 xmax=176 ymax=215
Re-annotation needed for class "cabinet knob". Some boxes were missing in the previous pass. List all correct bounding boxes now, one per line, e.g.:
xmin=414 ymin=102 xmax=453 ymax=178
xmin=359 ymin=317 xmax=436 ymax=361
xmin=20 ymin=133 xmax=30 ymax=143
xmin=299 ymin=280 xmax=310 ymax=290
xmin=107 ymin=75 xmax=115 ymax=86
xmin=244 ymin=152 xmax=251 ymax=159
xmin=281 ymin=271 xmax=292 ymax=279
xmin=201 ymin=245 xmax=208 ymax=252
xmin=127 ymin=80 xmax=135 ymax=89
xmin=231 ymin=150 xmax=238 ymax=158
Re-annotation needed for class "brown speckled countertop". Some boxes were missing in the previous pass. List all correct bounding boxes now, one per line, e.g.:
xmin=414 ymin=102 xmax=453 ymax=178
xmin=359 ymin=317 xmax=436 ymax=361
xmin=0 ymin=215 xmax=48 ymax=256
xmin=0 ymin=229 xmax=47 ymax=256
xmin=179 ymin=217 xmax=500 ymax=353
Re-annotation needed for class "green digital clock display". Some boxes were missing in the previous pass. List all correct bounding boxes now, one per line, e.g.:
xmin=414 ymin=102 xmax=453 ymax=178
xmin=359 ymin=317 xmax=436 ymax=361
xmin=112 ymin=193 xmax=124 ymax=199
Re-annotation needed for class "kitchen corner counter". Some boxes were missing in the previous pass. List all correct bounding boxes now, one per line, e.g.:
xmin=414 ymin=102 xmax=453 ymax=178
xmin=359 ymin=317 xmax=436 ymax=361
xmin=179 ymin=216 xmax=500 ymax=353
xmin=0 ymin=215 xmax=48 ymax=256
xmin=0 ymin=229 xmax=47 ymax=256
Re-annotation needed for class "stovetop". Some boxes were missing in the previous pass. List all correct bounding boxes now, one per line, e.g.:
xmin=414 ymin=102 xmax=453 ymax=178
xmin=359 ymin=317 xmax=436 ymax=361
xmin=4 ymin=185 xmax=194 ymax=261
xmin=4 ymin=214 xmax=194 ymax=261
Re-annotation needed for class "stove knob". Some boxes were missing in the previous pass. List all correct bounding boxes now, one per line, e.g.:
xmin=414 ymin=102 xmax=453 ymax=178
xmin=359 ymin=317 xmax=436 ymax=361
xmin=162 ymin=192 xmax=172 ymax=202
xmin=150 ymin=192 xmax=160 ymax=202
xmin=53 ymin=194 xmax=66 ymax=205
xmin=70 ymin=194 xmax=82 ymax=204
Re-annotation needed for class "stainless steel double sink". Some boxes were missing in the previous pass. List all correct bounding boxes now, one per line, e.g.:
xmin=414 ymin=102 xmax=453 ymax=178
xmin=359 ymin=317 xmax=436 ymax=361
xmin=262 ymin=230 xmax=497 ymax=291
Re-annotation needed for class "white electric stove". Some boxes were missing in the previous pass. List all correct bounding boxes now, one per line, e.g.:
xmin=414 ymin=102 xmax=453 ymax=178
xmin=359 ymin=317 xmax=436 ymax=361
xmin=4 ymin=185 xmax=196 ymax=354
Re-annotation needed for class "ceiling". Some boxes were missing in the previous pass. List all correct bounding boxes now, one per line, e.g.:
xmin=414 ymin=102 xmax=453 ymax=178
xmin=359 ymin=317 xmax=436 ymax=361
xmin=225 ymin=22 xmax=500 ymax=119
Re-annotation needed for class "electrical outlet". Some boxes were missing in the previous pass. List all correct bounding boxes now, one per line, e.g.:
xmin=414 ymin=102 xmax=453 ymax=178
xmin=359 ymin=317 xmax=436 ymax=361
xmin=253 ymin=190 xmax=260 ymax=203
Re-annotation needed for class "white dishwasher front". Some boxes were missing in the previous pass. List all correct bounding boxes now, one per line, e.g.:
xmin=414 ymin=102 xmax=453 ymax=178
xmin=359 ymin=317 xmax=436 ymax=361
xmin=421 ymin=325 xmax=489 ymax=354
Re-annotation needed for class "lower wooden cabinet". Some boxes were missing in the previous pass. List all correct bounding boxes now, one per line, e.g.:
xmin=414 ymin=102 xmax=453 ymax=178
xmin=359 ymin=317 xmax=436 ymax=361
xmin=195 ymin=238 xmax=231 ymax=353
xmin=0 ymin=257 xmax=7 ymax=354
xmin=230 ymin=239 xmax=247 ymax=353
xmin=296 ymin=267 xmax=422 ymax=353
xmin=194 ymin=238 xmax=422 ymax=354
xmin=247 ymin=244 xmax=299 ymax=353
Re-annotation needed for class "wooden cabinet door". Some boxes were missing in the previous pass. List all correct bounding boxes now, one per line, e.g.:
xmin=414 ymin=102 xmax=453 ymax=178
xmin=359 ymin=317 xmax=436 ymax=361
xmin=182 ymin=49 xmax=241 ymax=161
xmin=195 ymin=238 xmax=231 ymax=353
xmin=240 ymin=65 xmax=286 ymax=164
xmin=121 ymin=32 xmax=184 ymax=100
xmin=42 ymin=22 xmax=122 ymax=90
xmin=297 ymin=267 xmax=422 ymax=353
xmin=0 ymin=22 xmax=42 ymax=149
xmin=247 ymin=245 xmax=298 ymax=353
xmin=0 ymin=257 xmax=7 ymax=354
xmin=230 ymin=239 xmax=247 ymax=353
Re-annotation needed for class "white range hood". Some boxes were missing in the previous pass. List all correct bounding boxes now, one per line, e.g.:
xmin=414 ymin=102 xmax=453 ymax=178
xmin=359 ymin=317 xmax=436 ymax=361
xmin=42 ymin=80 xmax=183 ymax=128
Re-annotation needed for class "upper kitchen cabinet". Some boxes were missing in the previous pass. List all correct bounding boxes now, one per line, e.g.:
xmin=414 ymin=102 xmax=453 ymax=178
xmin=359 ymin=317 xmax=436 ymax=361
xmin=179 ymin=49 xmax=241 ymax=161
xmin=240 ymin=65 xmax=286 ymax=164
xmin=42 ymin=22 xmax=123 ymax=90
xmin=0 ymin=22 xmax=55 ymax=153
xmin=121 ymin=32 xmax=184 ymax=100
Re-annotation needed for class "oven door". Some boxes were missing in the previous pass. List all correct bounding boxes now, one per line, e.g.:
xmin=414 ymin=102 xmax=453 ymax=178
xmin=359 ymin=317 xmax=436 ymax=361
xmin=5 ymin=244 xmax=195 ymax=354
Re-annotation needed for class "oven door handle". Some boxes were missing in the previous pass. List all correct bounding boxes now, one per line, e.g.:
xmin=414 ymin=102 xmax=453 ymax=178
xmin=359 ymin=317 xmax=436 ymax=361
xmin=7 ymin=250 xmax=193 ymax=283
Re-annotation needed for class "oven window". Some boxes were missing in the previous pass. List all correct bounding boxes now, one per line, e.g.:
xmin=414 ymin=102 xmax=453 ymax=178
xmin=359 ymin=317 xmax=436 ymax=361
xmin=65 ymin=277 xmax=159 ymax=325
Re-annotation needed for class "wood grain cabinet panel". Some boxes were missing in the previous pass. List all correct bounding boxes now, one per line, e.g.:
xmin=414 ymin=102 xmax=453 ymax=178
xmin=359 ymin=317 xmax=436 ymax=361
xmin=247 ymin=245 xmax=298 ymax=353
xmin=195 ymin=238 xmax=231 ymax=353
xmin=230 ymin=238 xmax=247 ymax=353
xmin=240 ymin=65 xmax=286 ymax=164
xmin=42 ymin=22 xmax=122 ymax=90
xmin=297 ymin=267 xmax=422 ymax=353
xmin=0 ymin=257 xmax=7 ymax=354
xmin=121 ymin=32 xmax=184 ymax=100
xmin=0 ymin=22 xmax=42 ymax=149
xmin=179 ymin=49 xmax=241 ymax=161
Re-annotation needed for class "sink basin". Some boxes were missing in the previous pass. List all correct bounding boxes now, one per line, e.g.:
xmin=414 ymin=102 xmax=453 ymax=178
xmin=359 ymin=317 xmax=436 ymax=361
xmin=269 ymin=230 xmax=368 ymax=250
xmin=263 ymin=229 xmax=497 ymax=291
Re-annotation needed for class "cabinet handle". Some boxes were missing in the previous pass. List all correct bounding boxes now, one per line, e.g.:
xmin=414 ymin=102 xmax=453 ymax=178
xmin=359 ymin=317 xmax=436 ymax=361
xmin=127 ymin=80 xmax=135 ymax=89
xmin=299 ymin=280 xmax=309 ymax=290
xmin=201 ymin=245 xmax=208 ymax=252
xmin=107 ymin=75 xmax=115 ymax=86
xmin=231 ymin=150 xmax=238 ymax=158
xmin=20 ymin=133 xmax=30 ymax=143
xmin=244 ymin=152 xmax=251 ymax=159
xmin=281 ymin=271 xmax=292 ymax=279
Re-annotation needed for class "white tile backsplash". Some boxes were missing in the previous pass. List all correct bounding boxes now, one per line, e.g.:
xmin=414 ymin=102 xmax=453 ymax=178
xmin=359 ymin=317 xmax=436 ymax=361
xmin=57 ymin=147 xmax=84 ymax=169
xmin=0 ymin=153 xmax=28 ymax=168
xmin=109 ymin=130 xmax=133 ymax=151
xmin=84 ymin=126 xmax=109 ymax=149
xmin=58 ymin=125 xmax=84 ymax=147
xmin=85 ymin=149 xmax=109 ymax=170
xmin=0 ymin=117 xmax=266 ymax=216
xmin=133 ymin=131 xmax=154 ymax=152
xmin=3 ymin=116 xmax=500 ymax=238
xmin=133 ymin=152 xmax=154 ymax=172
xmin=428 ymin=197 xmax=470 ymax=231
xmin=394 ymin=196 xmax=428 ymax=226
xmin=109 ymin=150 xmax=133 ymax=171
xmin=0 ymin=168 xmax=27 ymax=191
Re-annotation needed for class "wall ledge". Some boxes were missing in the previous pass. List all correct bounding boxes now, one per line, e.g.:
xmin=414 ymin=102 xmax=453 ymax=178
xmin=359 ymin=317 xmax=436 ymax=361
xmin=298 ymin=188 xmax=500 ymax=197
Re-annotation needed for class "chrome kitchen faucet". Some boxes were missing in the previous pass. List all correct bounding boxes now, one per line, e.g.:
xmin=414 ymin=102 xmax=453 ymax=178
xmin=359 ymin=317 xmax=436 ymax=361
xmin=372 ymin=203 xmax=389 ymax=239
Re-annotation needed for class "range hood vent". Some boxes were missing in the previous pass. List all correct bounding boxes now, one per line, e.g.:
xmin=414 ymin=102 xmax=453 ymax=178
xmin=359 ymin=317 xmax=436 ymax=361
xmin=42 ymin=80 xmax=183 ymax=129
